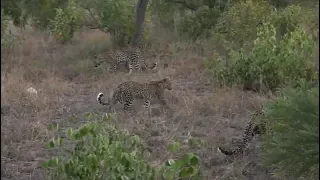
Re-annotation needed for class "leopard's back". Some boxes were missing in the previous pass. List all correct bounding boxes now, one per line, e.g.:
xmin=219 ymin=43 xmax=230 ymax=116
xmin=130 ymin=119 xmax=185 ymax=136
xmin=94 ymin=46 xmax=157 ymax=74
xmin=97 ymin=78 xmax=172 ymax=111
xmin=112 ymin=81 xmax=158 ymax=103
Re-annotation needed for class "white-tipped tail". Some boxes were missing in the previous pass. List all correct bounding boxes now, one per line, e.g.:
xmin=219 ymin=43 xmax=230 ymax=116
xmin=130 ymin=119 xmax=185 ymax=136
xmin=97 ymin=92 xmax=104 ymax=102
xmin=152 ymin=62 xmax=158 ymax=70
xmin=97 ymin=92 xmax=103 ymax=104
xmin=97 ymin=92 xmax=110 ymax=106
xmin=217 ymin=147 xmax=235 ymax=156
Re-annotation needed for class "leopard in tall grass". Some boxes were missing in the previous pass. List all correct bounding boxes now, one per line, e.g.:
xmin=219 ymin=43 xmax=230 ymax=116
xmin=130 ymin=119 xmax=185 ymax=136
xmin=217 ymin=108 xmax=267 ymax=156
xmin=94 ymin=46 xmax=157 ymax=75
xmin=97 ymin=78 xmax=172 ymax=112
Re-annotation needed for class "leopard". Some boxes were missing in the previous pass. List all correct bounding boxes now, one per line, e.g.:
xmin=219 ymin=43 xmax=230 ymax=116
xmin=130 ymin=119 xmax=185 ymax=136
xmin=217 ymin=108 xmax=267 ymax=156
xmin=97 ymin=78 xmax=172 ymax=112
xmin=93 ymin=46 xmax=157 ymax=75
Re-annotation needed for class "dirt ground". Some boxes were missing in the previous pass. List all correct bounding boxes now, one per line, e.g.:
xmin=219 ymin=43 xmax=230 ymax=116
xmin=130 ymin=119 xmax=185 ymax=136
xmin=1 ymin=28 xmax=274 ymax=180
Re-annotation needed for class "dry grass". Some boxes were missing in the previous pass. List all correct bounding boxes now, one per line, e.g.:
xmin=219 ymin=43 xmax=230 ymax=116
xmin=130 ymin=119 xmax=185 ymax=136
xmin=1 ymin=26 xmax=274 ymax=180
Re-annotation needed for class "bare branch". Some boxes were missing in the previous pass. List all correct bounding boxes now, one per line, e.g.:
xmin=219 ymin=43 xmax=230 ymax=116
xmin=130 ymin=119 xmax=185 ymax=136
xmin=164 ymin=0 xmax=196 ymax=11
xmin=80 ymin=5 xmax=108 ymax=33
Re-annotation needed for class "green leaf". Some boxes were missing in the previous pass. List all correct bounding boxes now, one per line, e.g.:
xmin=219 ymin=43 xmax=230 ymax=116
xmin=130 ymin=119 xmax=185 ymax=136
xmin=182 ymin=153 xmax=194 ymax=164
xmin=42 ymin=157 xmax=60 ymax=168
xmin=189 ymin=155 xmax=200 ymax=167
xmin=168 ymin=141 xmax=181 ymax=153
xmin=78 ymin=125 xmax=91 ymax=138
xmin=171 ymin=159 xmax=183 ymax=172
xmin=66 ymin=128 xmax=73 ymax=139
xmin=179 ymin=167 xmax=196 ymax=178
xmin=130 ymin=135 xmax=140 ymax=146
xmin=46 ymin=139 xmax=56 ymax=149
xmin=162 ymin=168 xmax=175 ymax=180
xmin=85 ymin=112 xmax=93 ymax=120
xmin=47 ymin=123 xmax=59 ymax=131
xmin=120 ymin=153 xmax=130 ymax=167
xmin=55 ymin=137 xmax=63 ymax=146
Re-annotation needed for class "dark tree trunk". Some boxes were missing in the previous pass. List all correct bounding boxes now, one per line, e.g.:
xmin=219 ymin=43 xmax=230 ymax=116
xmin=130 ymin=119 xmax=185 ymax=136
xmin=130 ymin=0 xmax=149 ymax=47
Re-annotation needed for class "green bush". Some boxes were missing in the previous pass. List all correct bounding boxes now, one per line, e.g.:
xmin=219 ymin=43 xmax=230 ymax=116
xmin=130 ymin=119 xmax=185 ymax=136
xmin=178 ymin=6 xmax=220 ymax=41
xmin=1 ymin=0 xmax=28 ymax=27
xmin=43 ymin=113 xmax=200 ymax=180
xmin=214 ymin=0 xmax=273 ymax=51
xmin=1 ymin=9 xmax=16 ymax=50
xmin=98 ymin=0 xmax=136 ymax=46
xmin=272 ymin=5 xmax=310 ymax=38
xmin=207 ymin=21 xmax=317 ymax=90
xmin=23 ymin=0 xmax=69 ymax=29
xmin=261 ymin=86 xmax=319 ymax=179
xmin=80 ymin=0 xmax=152 ymax=46
xmin=149 ymin=0 xmax=176 ymax=30
xmin=49 ymin=0 xmax=85 ymax=43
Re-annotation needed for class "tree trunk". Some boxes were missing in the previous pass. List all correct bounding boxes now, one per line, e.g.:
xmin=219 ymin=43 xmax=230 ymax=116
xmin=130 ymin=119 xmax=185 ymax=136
xmin=131 ymin=0 xmax=149 ymax=47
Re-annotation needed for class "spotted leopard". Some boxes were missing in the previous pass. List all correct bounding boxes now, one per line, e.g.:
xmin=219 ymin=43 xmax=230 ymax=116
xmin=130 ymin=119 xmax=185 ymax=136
xmin=94 ymin=46 xmax=157 ymax=75
xmin=97 ymin=78 xmax=172 ymax=112
xmin=217 ymin=108 xmax=267 ymax=156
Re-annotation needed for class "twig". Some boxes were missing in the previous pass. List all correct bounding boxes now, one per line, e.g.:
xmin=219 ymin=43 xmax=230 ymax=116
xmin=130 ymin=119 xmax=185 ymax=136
xmin=164 ymin=0 xmax=197 ymax=11
xmin=80 ymin=5 xmax=108 ymax=33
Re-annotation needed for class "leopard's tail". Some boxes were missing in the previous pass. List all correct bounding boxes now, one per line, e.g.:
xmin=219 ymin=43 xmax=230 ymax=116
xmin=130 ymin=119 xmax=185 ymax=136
xmin=148 ymin=62 xmax=157 ymax=70
xmin=217 ymin=145 xmax=246 ymax=156
xmin=142 ymin=62 xmax=157 ymax=70
xmin=97 ymin=92 xmax=110 ymax=106
xmin=217 ymin=147 xmax=234 ymax=155
xmin=217 ymin=121 xmax=256 ymax=156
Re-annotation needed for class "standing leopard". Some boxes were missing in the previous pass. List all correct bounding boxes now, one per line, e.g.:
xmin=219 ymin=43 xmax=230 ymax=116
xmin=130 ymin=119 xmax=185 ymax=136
xmin=94 ymin=46 xmax=157 ymax=75
xmin=97 ymin=78 xmax=172 ymax=112
xmin=217 ymin=108 xmax=267 ymax=156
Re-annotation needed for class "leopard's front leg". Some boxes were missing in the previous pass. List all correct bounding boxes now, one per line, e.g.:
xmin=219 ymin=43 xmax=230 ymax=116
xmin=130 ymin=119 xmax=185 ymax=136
xmin=126 ymin=62 xmax=133 ymax=76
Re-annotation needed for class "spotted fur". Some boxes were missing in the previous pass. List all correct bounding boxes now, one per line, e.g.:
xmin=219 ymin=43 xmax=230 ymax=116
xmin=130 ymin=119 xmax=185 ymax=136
xmin=94 ymin=46 xmax=157 ymax=75
xmin=217 ymin=109 xmax=266 ymax=156
xmin=97 ymin=78 xmax=172 ymax=111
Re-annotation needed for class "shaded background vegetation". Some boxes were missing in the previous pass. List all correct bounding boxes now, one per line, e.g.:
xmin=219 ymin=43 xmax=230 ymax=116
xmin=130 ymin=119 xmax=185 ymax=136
xmin=1 ymin=0 xmax=319 ymax=179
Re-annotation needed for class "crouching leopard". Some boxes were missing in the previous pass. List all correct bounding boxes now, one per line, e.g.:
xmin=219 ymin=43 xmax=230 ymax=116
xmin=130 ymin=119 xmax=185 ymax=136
xmin=97 ymin=78 xmax=172 ymax=112
xmin=217 ymin=108 xmax=267 ymax=156
xmin=94 ymin=46 xmax=157 ymax=75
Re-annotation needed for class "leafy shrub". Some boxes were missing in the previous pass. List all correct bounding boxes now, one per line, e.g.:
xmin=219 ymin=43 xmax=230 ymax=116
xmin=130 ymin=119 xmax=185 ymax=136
xmin=80 ymin=0 xmax=152 ymax=46
xmin=272 ymin=5 xmax=310 ymax=38
xmin=1 ymin=9 xmax=16 ymax=50
xmin=149 ymin=0 xmax=176 ymax=30
xmin=98 ymin=0 xmax=136 ymax=46
xmin=43 ymin=113 xmax=200 ymax=180
xmin=261 ymin=86 xmax=319 ymax=179
xmin=49 ymin=0 xmax=85 ymax=43
xmin=215 ymin=0 xmax=273 ymax=51
xmin=178 ymin=6 xmax=220 ymax=41
xmin=23 ymin=0 xmax=69 ymax=29
xmin=1 ymin=0 xmax=28 ymax=27
xmin=207 ymin=21 xmax=317 ymax=90
xmin=1 ymin=9 xmax=8 ymax=37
